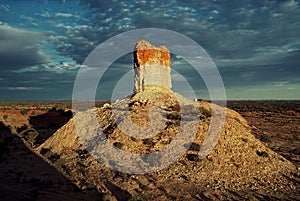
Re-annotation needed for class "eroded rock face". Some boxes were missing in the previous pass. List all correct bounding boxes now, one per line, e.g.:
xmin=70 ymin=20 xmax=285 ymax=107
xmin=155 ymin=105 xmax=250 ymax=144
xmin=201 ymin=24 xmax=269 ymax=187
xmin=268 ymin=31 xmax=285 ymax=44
xmin=133 ymin=40 xmax=172 ymax=92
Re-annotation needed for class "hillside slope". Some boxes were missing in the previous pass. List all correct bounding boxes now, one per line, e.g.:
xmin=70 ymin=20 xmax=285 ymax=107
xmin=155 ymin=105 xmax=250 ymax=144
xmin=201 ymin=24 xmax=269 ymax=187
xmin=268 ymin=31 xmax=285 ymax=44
xmin=37 ymin=90 xmax=299 ymax=200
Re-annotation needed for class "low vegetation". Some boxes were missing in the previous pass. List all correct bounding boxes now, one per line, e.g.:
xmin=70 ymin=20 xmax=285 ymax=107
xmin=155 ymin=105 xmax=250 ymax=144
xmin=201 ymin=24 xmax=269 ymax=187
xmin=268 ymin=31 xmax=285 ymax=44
xmin=19 ymin=127 xmax=39 ymax=145
xmin=113 ymin=142 xmax=124 ymax=149
xmin=21 ymin=108 xmax=30 ymax=115
xmin=3 ymin=114 xmax=8 ymax=120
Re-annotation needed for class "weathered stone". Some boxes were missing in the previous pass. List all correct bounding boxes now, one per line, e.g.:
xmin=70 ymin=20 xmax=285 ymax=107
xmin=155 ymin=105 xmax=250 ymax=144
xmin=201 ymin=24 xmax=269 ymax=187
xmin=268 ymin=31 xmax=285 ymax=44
xmin=133 ymin=40 xmax=172 ymax=92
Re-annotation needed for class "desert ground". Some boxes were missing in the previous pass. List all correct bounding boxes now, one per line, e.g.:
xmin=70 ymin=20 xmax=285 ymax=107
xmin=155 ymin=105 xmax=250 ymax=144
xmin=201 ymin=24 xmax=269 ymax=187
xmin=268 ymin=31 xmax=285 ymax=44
xmin=0 ymin=100 xmax=299 ymax=200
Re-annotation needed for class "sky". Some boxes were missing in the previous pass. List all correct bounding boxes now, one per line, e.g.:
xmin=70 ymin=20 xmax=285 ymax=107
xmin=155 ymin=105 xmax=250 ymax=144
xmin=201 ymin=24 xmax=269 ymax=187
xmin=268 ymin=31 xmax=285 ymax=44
xmin=0 ymin=0 xmax=299 ymax=101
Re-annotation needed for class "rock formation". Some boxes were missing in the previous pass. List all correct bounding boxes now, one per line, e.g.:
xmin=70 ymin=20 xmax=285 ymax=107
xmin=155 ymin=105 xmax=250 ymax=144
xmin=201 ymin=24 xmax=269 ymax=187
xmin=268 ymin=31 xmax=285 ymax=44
xmin=37 ymin=41 xmax=299 ymax=200
xmin=133 ymin=40 xmax=172 ymax=92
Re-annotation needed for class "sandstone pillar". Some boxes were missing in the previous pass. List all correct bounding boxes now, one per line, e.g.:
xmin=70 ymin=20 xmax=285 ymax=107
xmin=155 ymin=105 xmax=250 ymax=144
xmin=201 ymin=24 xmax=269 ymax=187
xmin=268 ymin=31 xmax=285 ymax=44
xmin=133 ymin=40 xmax=172 ymax=92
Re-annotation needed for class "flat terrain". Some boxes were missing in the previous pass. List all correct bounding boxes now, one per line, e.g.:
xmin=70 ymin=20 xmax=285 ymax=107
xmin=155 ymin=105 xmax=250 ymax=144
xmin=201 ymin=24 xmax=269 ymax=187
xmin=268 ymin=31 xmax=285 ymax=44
xmin=0 ymin=100 xmax=299 ymax=200
xmin=227 ymin=100 xmax=300 ymax=168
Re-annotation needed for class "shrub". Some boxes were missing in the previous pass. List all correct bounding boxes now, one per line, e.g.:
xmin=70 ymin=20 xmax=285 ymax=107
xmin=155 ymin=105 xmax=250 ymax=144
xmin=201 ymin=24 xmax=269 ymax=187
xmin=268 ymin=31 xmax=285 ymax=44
xmin=102 ymin=194 xmax=114 ymax=201
xmin=200 ymin=108 xmax=212 ymax=117
xmin=167 ymin=112 xmax=181 ymax=120
xmin=19 ymin=128 xmax=39 ymax=144
xmin=128 ymin=195 xmax=144 ymax=201
xmin=17 ymin=125 xmax=28 ymax=133
xmin=76 ymin=149 xmax=89 ymax=155
xmin=47 ymin=152 xmax=60 ymax=161
xmin=21 ymin=109 xmax=30 ymax=115
xmin=41 ymin=148 xmax=60 ymax=162
xmin=186 ymin=154 xmax=201 ymax=162
xmin=49 ymin=107 xmax=56 ymax=111
xmin=256 ymin=150 xmax=268 ymax=157
xmin=189 ymin=142 xmax=201 ymax=151
xmin=40 ymin=148 xmax=50 ymax=155
xmin=27 ymin=131 xmax=39 ymax=142
xmin=3 ymin=114 xmax=8 ymax=120
xmin=113 ymin=142 xmax=124 ymax=149
xmin=143 ymin=138 xmax=155 ymax=147
xmin=54 ymin=158 xmax=68 ymax=167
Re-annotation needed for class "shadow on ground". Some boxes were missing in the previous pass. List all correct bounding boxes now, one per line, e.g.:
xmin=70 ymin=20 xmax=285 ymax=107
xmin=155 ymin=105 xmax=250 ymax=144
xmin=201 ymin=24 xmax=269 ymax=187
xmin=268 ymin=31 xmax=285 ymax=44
xmin=0 ymin=121 xmax=104 ymax=201
xmin=29 ymin=108 xmax=73 ymax=145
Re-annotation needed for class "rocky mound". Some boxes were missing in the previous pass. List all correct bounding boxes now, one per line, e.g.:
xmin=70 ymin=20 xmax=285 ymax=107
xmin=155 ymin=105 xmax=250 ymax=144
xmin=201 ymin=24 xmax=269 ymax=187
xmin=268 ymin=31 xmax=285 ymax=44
xmin=37 ymin=40 xmax=299 ymax=200
xmin=37 ymin=95 xmax=299 ymax=200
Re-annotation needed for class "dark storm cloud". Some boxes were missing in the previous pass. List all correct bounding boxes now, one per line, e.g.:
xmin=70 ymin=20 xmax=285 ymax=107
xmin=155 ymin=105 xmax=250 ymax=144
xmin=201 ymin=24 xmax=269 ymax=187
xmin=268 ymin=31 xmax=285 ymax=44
xmin=56 ymin=0 xmax=299 ymax=66
xmin=0 ymin=25 xmax=49 ymax=70
xmin=0 ymin=68 xmax=77 ymax=101
xmin=42 ymin=0 xmax=298 ymax=100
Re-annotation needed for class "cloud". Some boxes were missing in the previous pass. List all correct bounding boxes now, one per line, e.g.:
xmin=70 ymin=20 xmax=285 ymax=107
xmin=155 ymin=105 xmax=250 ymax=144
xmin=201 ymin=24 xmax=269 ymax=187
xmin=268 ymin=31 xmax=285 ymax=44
xmin=0 ymin=69 xmax=78 ymax=101
xmin=7 ymin=87 xmax=42 ymax=91
xmin=53 ymin=13 xmax=75 ymax=18
xmin=56 ymin=0 xmax=298 ymax=66
xmin=0 ymin=4 xmax=10 ymax=12
xmin=41 ymin=0 xmax=296 ymax=100
xmin=1 ymin=0 xmax=299 ymax=100
xmin=13 ymin=62 xmax=88 ymax=74
xmin=39 ymin=12 xmax=76 ymax=18
xmin=0 ymin=25 xmax=49 ymax=70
